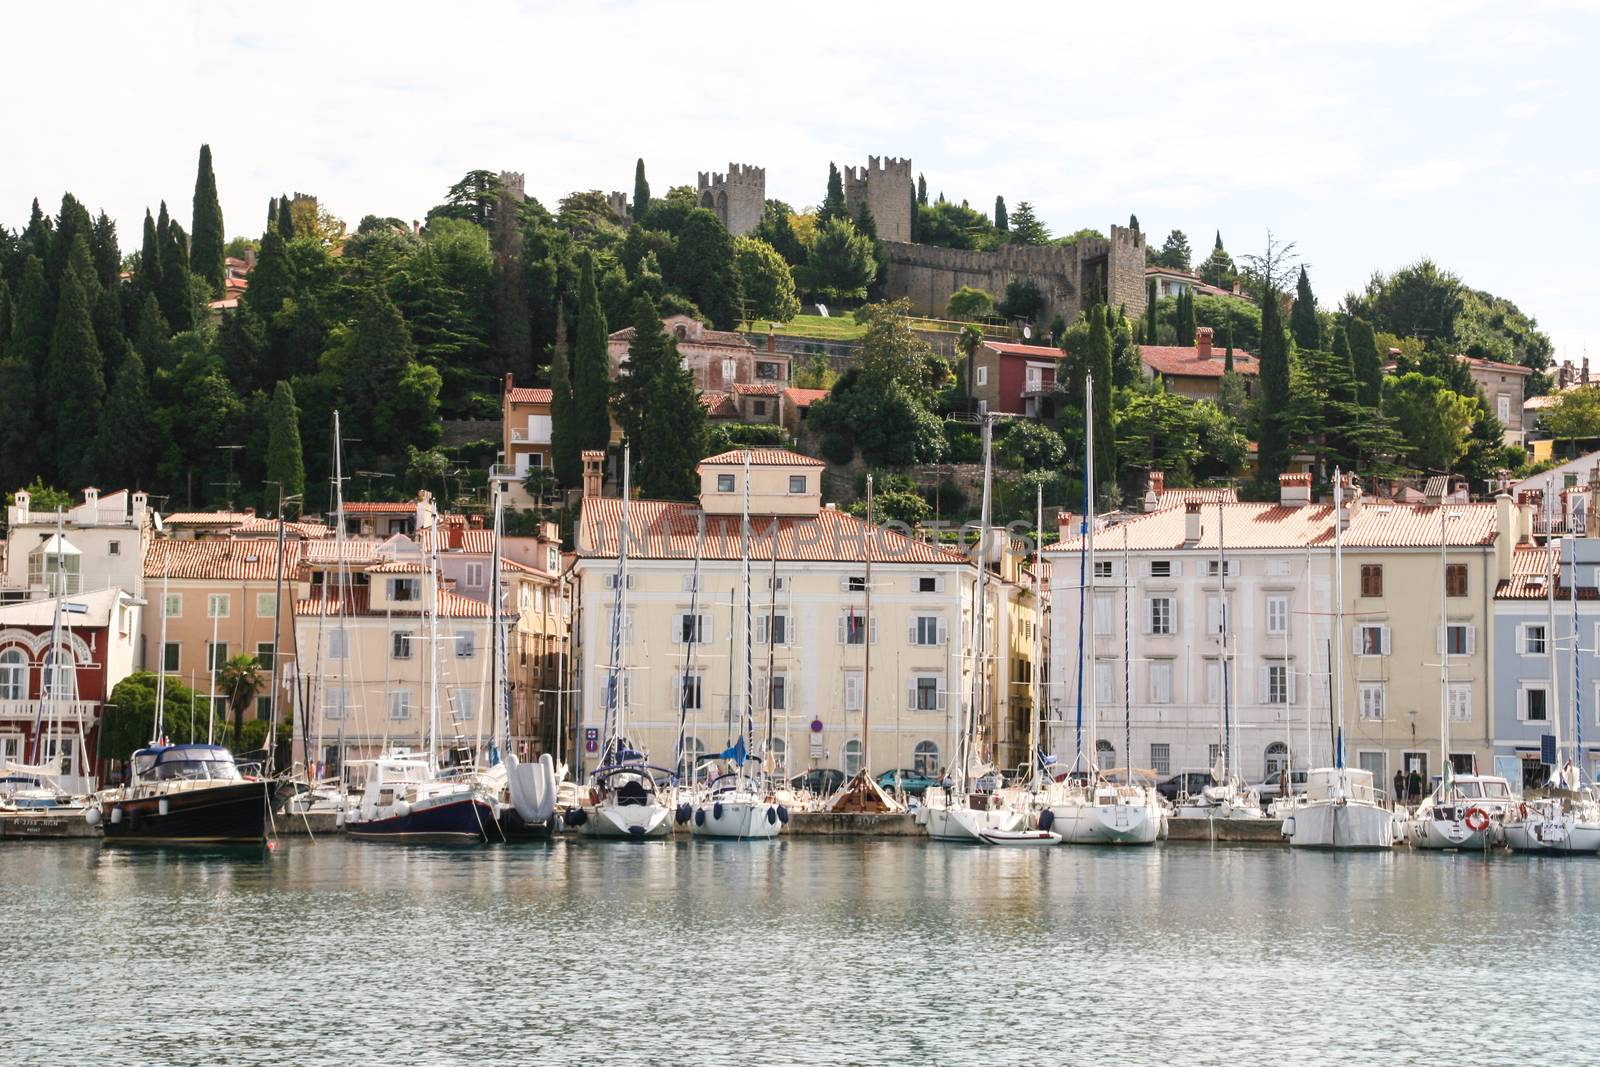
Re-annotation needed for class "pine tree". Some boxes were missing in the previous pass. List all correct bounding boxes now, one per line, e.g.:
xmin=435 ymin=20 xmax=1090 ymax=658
xmin=674 ymin=210 xmax=742 ymax=329
xmin=632 ymin=159 xmax=650 ymax=223
xmin=48 ymin=193 xmax=94 ymax=294
xmin=134 ymin=294 xmax=174 ymax=374
xmin=1007 ymin=202 xmax=1050 ymax=245
xmin=339 ymin=286 xmax=438 ymax=460
xmin=571 ymin=252 xmax=612 ymax=455
xmin=0 ymin=352 xmax=35 ymax=488
xmin=267 ymin=196 xmax=279 ymax=233
xmin=994 ymin=196 xmax=1008 ymax=231
xmin=611 ymin=296 xmax=662 ymax=449
xmin=1224 ymin=312 xmax=1235 ymax=373
xmin=821 ymin=164 xmax=847 ymax=223
xmin=190 ymin=143 xmax=226 ymax=295
xmin=490 ymin=179 xmax=532 ymax=377
xmin=245 ymin=229 xmax=293 ymax=318
xmin=1197 ymin=230 xmax=1237 ymax=290
xmin=264 ymin=379 xmax=305 ymax=505
xmin=278 ymin=193 xmax=294 ymax=240
xmin=216 ymin=302 xmax=266 ymax=393
xmin=1346 ymin=315 xmax=1384 ymax=408
xmin=91 ymin=346 xmax=154 ymax=488
xmin=45 ymin=266 xmax=105 ymax=484
xmin=549 ymin=334 xmax=579 ymax=488
xmin=1255 ymin=286 xmax=1292 ymax=489
xmin=1129 ymin=214 xmax=1140 ymax=233
xmin=1290 ymin=265 xmax=1320 ymax=352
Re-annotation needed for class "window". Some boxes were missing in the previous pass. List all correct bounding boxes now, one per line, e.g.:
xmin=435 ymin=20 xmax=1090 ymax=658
xmin=163 ymin=593 xmax=182 ymax=619
xmin=717 ymin=474 xmax=736 ymax=493
xmin=1207 ymin=561 xmax=1238 ymax=578
xmin=911 ymin=616 xmax=944 ymax=646
xmin=1206 ymin=661 xmax=1222 ymax=705
xmin=108 ymin=540 xmax=121 ymax=556
xmin=1263 ymin=662 xmax=1290 ymax=704
xmin=1498 ymin=394 xmax=1511 ymax=422
xmin=843 ymin=672 xmax=863 ymax=711
xmin=1523 ymin=624 xmax=1547 ymax=655
xmin=1521 ymin=685 xmax=1549 ymax=722
xmin=1091 ymin=595 xmax=1114 ymax=636
xmin=756 ymin=614 xmax=788 ymax=645
xmin=1147 ymin=560 xmax=1169 ymax=578
xmin=324 ymin=687 xmax=352 ymax=720
xmin=1358 ymin=750 xmax=1387 ymax=785
xmin=1205 ymin=595 xmax=1230 ymax=636
xmin=1445 ymin=564 xmax=1468 ymax=598
xmin=389 ymin=578 xmax=420 ymax=602
xmin=1360 ymin=565 xmax=1383 ymax=597
xmin=1149 ymin=662 xmax=1172 ymax=704
xmin=1266 ymin=595 xmax=1289 ymax=636
xmin=1359 ymin=683 xmax=1386 ymax=720
xmin=256 ymin=593 xmax=277 ymax=618
xmin=388 ymin=690 xmax=412 ymax=720
xmin=676 ymin=612 xmax=711 ymax=645
xmin=756 ymin=361 xmax=781 ymax=380
xmin=1266 ymin=559 xmax=1291 ymax=578
xmin=1096 ymin=739 xmax=1115 ymax=771
xmin=207 ymin=593 xmax=230 ymax=619
xmin=329 ymin=628 xmax=349 ymax=660
xmin=1448 ymin=683 xmax=1472 ymax=723
xmin=839 ymin=613 xmax=875 ymax=644
xmin=161 ymin=641 xmax=180 ymax=673
xmin=0 ymin=649 xmax=23 ymax=700
xmin=1356 ymin=624 xmax=1390 ymax=656
xmin=752 ymin=400 xmax=768 ymax=417
xmin=765 ymin=736 xmax=789 ymax=773
xmin=392 ymin=631 xmax=414 ymax=660
xmin=909 ymin=676 xmax=943 ymax=711
xmin=757 ymin=672 xmax=787 ymax=711
xmin=917 ymin=576 xmax=939 ymax=593
xmin=721 ymin=358 xmax=736 ymax=384
xmin=464 ymin=563 xmax=485 ymax=588
xmin=1094 ymin=661 xmax=1114 ymax=706
xmin=1147 ymin=597 xmax=1173 ymax=635
xmin=450 ymin=688 xmax=477 ymax=723
xmin=1442 ymin=623 xmax=1474 ymax=656
xmin=846 ymin=576 xmax=867 ymax=592
xmin=913 ymin=740 xmax=940 ymax=776
xmin=1149 ymin=743 xmax=1171 ymax=776
xmin=255 ymin=695 xmax=272 ymax=722
xmin=455 ymin=630 xmax=475 ymax=658
xmin=255 ymin=642 xmax=274 ymax=670
xmin=843 ymin=739 xmax=864 ymax=777
xmin=975 ymin=366 xmax=988 ymax=386
xmin=1265 ymin=742 xmax=1289 ymax=779
xmin=547 ymin=547 xmax=559 ymax=573
xmin=207 ymin=642 xmax=228 ymax=672
xmin=787 ymin=475 xmax=808 ymax=494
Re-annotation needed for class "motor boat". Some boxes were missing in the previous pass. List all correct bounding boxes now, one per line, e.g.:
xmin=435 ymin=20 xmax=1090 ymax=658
xmin=90 ymin=744 xmax=270 ymax=845
xmin=1408 ymin=774 xmax=1516 ymax=850
xmin=1175 ymin=779 xmax=1263 ymax=821
xmin=343 ymin=754 xmax=500 ymax=844
xmin=921 ymin=778 xmax=1028 ymax=843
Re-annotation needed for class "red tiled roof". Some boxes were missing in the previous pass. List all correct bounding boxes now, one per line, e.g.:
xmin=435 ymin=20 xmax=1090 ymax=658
xmin=700 ymin=392 xmax=740 ymax=418
xmin=700 ymin=449 xmax=826 ymax=468
xmin=507 ymin=387 xmax=553 ymax=404
xmin=1156 ymin=487 xmax=1239 ymax=507
xmin=343 ymin=502 xmax=416 ymax=514
xmin=163 ymin=511 xmax=253 ymax=527
xmin=293 ymin=587 xmax=490 ymax=619
xmin=784 ymin=387 xmax=831 ymax=408
xmin=732 ymin=382 xmax=784 ymax=396
xmin=418 ymin=528 xmax=496 ymax=554
xmin=302 ymin=540 xmax=384 ymax=565
xmin=580 ymin=499 xmax=967 ymax=565
xmin=229 ymin=518 xmax=332 ymax=539
xmin=366 ymin=560 xmax=427 ymax=573
xmin=1140 ymin=344 xmax=1259 ymax=378
xmin=609 ymin=324 xmax=754 ymax=351
xmin=144 ymin=539 xmax=300 ymax=581
xmin=984 ymin=341 xmax=1065 ymax=359
xmin=1459 ymin=354 xmax=1532 ymax=376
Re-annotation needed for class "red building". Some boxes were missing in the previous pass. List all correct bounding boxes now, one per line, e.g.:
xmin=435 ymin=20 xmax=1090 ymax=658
xmin=965 ymin=340 xmax=1064 ymax=418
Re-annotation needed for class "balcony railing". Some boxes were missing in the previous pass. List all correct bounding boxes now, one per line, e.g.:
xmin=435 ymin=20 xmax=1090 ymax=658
xmin=0 ymin=699 xmax=98 ymax=723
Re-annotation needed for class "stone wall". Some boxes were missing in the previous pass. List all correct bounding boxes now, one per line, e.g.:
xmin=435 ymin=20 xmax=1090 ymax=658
xmin=843 ymin=155 xmax=914 ymax=243
xmin=697 ymin=162 xmax=765 ymax=236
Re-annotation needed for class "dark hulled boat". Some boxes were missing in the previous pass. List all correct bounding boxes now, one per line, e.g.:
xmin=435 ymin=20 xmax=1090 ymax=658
xmin=93 ymin=744 xmax=270 ymax=845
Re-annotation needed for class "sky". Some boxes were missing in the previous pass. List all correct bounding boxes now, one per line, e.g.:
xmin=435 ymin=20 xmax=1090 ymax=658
xmin=6 ymin=0 xmax=1599 ymax=361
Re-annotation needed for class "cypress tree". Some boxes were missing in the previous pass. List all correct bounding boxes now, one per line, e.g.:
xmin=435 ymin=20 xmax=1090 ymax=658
xmin=156 ymin=204 xmax=195 ymax=333
xmin=22 ymin=198 xmax=51 ymax=261
xmin=0 ymin=277 xmax=11 ymax=352
xmin=490 ymin=179 xmax=533 ymax=377
xmin=48 ymin=193 xmax=94 ymax=293
xmin=190 ymin=143 xmax=226 ymax=295
xmin=612 ymin=296 xmax=665 ymax=449
xmin=278 ymin=193 xmax=294 ymax=240
xmin=639 ymin=332 xmax=705 ymax=500
xmin=137 ymin=209 xmax=162 ymax=304
xmin=0 ymin=352 xmax=34 ymax=489
xmin=267 ymin=196 xmax=279 ymax=234
xmin=245 ymin=229 xmax=293 ymax=318
xmin=916 ymin=173 xmax=927 ymax=206
xmin=89 ymin=211 xmax=120 ymax=291
xmin=821 ymin=164 xmax=847 ymax=223
xmin=1347 ymin=315 xmax=1384 ymax=408
xmin=632 ymin=159 xmax=650 ymax=223
xmin=549 ymin=335 xmax=579 ymax=488
xmin=1086 ymin=304 xmax=1116 ymax=492
xmin=1174 ymin=289 xmax=1196 ymax=346
xmin=674 ymin=210 xmax=742 ymax=329
xmin=45 ymin=266 xmax=105 ymax=483
xmin=216 ymin=302 xmax=266 ymax=393
xmin=264 ymin=379 xmax=305 ymax=505
xmin=571 ymin=252 xmax=612 ymax=455
xmin=1255 ymin=287 xmax=1292 ymax=489
xmin=11 ymin=256 xmax=52 ymax=376
xmin=994 ymin=196 xmax=1008 ymax=231
xmin=91 ymin=346 xmax=154 ymax=489
xmin=1144 ymin=279 xmax=1158 ymax=343
xmin=1224 ymin=312 xmax=1235 ymax=373
xmin=1290 ymin=265 xmax=1320 ymax=352
xmin=1129 ymin=214 xmax=1140 ymax=233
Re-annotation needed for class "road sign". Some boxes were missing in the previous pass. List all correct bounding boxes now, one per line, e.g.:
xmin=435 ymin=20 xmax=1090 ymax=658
xmin=585 ymin=727 xmax=599 ymax=754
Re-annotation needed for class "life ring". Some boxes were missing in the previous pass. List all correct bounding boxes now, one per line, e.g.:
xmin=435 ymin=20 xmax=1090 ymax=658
xmin=1463 ymin=807 xmax=1490 ymax=832
xmin=1518 ymin=802 xmax=1528 ymax=820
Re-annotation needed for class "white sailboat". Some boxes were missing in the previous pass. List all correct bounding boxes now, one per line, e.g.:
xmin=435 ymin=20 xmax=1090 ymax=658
xmin=923 ymin=413 xmax=1028 ymax=843
xmin=1282 ymin=471 xmax=1396 ymax=850
xmin=573 ymin=443 xmax=674 ymax=839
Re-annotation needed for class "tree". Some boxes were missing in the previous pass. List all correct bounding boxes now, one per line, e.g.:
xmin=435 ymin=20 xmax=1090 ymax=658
xmin=820 ymin=163 xmax=848 ymax=223
xmin=549 ymin=334 xmax=580 ymax=488
xmin=637 ymin=331 xmax=705 ymax=500
xmin=1007 ymin=201 xmax=1050 ymax=246
xmin=265 ymin=380 xmax=306 ymax=506
xmin=1290 ymin=265 xmax=1320 ymax=352
xmin=1082 ymin=305 xmax=1115 ymax=490
xmin=91 ymin=346 xmax=155 ymax=489
xmin=571 ymin=252 xmax=612 ymax=455
xmin=1382 ymin=373 xmax=1477 ymax=473
xmin=733 ymin=236 xmax=799 ymax=322
xmin=849 ymin=488 xmax=930 ymax=527
xmin=1254 ymin=281 xmax=1292 ymax=489
xmin=1152 ymin=230 xmax=1192 ymax=271
xmin=957 ymin=323 xmax=983 ymax=404
xmin=1346 ymin=315 xmax=1384 ymax=408
xmin=427 ymin=170 xmax=501 ymax=229
xmin=490 ymin=177 xmax=532 ymax=376
xmin=612 ymin=296 xmax=666 ymax=449
xmin=45 ymin=263 xmax=105 ymax=483
xmin=1173 ymin=289 xmax=1196 ymax=346
xmin=101 ymin=673 xmax=202 ymax=766
xmin=946 ymin=286 xmax=994 ymax=321
xmin=671 ymin=209 xmax=741 ymax=328
xmin=335 ymin=286 xmax=440 ymax=461
xmin=1197 ymin=231 xmax=1236 ymax=291
xmin=800 ymin=217 xmax=876 ymax=303
xmin=996 ymin=278 xmax=1046 ymax=324
xmin=753 ymin=200 xmax=806 ymax=267
xmin=156 ymin=205 xmax=196 ymax=333
xmin=89 ymin=211 xmax=121 ymax=291
xmin=0 ymin=353 xmax=36 ymax=489
xmin=190 ymin=144 xmax=226 ymax=295
xmin=1129 ymin=214 xmax=1140 ymax=233
xmin=218 ymin=653 xmax=265 ymax=754
xmin=135 ymin=209 xmax=162 ymax=306
xmin=278 ymin=192 xmax=294 ymax=238
xmin=994 ymin=196 xmax=1009 ymax=232
xmin=632 ymin=158 xmax=650 ymax=223
xmin=917 ymin=174 xmax=928 ymax=206
xmin=1540 ymin=387 xmax=1600 ymax=454
xmin=1344 ymin=259 xmax=1462 ymax=345
xmin=1144 ymin=279 xmax=1158 ymax=344
xmin=998 ymin=420 xmax=1067 ymax=470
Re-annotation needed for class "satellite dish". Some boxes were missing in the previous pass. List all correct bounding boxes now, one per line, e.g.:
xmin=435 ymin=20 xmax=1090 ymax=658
xmin=816 ymin=303 xmax=830 ymax=318
xmin=1023 ymin=325 xmax=1032 ymax=339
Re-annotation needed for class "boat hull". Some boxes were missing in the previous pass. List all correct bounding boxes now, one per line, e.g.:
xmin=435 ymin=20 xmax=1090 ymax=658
xmin=579 ymin=801 xmax=673 ymax=839
xmin=1051 ymin=801 xmax=1162 ymax=845
xmin=923 ymin=804 xmax=1026 ymax=843
xmin=1282 ymin=800 xmax=1395 ymax=850
xmin=345 ymin=796 xmax=498 ymax=844
xmin=1408 ymin=816 xmax=1494 ymax=851
xmin=1503 ymin=818 xmax=1600 ymax=854
xmin=100 ymin=781 xmax=270 ymax=845
xmin=690 ymin=797 xmax=783 ymax=839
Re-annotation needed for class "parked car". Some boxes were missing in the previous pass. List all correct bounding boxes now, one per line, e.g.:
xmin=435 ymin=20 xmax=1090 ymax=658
xmin=790 ymin=768 xmax=845 ymax=795
xmin=1253 ymin=769 xmax=1309 ymax=802
xmin=877 ymin=768 xmax=937 ymax=796
xmin=1156 ymin=771 xmax=1216 ymax=802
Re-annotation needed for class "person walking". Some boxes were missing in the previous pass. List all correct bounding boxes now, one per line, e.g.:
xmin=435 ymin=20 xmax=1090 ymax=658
xmin=1408 ymin=766 xmax=1423 ymax=804
xmin=1393 ymin=768 xmax=1407 ymax=807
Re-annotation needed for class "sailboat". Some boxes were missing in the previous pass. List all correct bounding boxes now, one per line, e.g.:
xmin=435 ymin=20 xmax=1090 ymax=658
xmin=1044 ymin=376 xmax=1162 ymax=844
xmin=1281 ymin=471 xmax=1396 ymax=850
xmin=1410 ymin=497 xmax=1514 ymax=849
xmin=1504 ymin=541 xmax=1600 ymax=853
xmin=571 ymin=443 xmax=674 ymax=839
xmin=923 ymin=413 xmax=1029 ymax=843
xmin=1172 ymin=500 xmax=1262 ymax=822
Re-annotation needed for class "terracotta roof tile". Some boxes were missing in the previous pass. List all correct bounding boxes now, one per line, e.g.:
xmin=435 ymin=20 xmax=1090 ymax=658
xmin=144 ymin=539 xmax=300 ymax=581
xmin=984 ymin=341 xmax=1065 ymax=359
xmin=731 ymin=382 xmax=784 ymax=396
xmin=784 ymin=387 xmax=831 ymax=408
xmin=1156 ymin=487 xmax=1238 ymax=507
xmin=1459 ymin=354 xmax=1532 ymax=375
xmin=342 ymin=502 xmax=416 ymax=514
xmin=507 ymin=387 xmax=553 ymax=404
xmin=293 ymin=586 xmax=490 ymax=619
xmin=162 ymin=511 xmax=253 ymax=527
xmin=228 ymin=518 xmax=332 ymax=539
xmin=700 ymin=392 xmax=740 ymax=418
xmin=699 ymin=449 xmax=826 ymax=468
xmin=609 ymin=324 xmax=754 ymax=351
xmin=1140 ymin=344 xmax=1259 ymax=378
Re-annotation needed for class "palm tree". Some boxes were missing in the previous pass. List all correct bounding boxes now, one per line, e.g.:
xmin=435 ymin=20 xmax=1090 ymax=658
xmin=219 ymin=653 xmax=266 ymax=751
xmin=958 ymin=323 xmax=984 ymax=411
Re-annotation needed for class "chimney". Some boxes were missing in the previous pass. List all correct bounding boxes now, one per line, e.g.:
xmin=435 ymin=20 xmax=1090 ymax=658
xmin=1496 ymin=492 xmax=1515 ymax=581
xmin=132 ymin=490 xmax=148 ymax=527
xmin=1337 ymin=474 xmax=1363 ymax=530
xmin=1195 ymin=327 xmax=1214 ymax=359
xmin=415 ymin=489 xmax=435 ymax=534
xmin=448 ymin=522 xmax=464 ymax=550
xmin=1584 ymin=357 xmax=1591 ymax=386
xmin=469 ymin=514 xmax=484 ymax=529
xmin=504 ymin=371 xmax=514 ymax=399
xmin=244 ymin=246 xmax=256 ymax=270
xmin=1518 ymin=499 xmax=1535 ymax=545
xmin=767 ymin=331 xmax=777 ymax=354
xmin=1143 ymin=471 xmax=1164 ymax=513
xmin=582 ymin=450 xmax=605 ymax=499
xmin=11 ymin=489 xmax=30 ymax=526
xmin=1278 ymin=472 xmax=1311 ymax=508
xmin=83 ymin=487 xmax=99 ymax=510
xmin=1184 ymin=502 xmax=1203 ymax=546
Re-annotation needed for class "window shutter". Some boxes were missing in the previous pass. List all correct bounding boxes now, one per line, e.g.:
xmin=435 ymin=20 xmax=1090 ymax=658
xmin=756 ymin=616 xmax=768 ymax=644
xmin=1169 ymin=562 xmax=1181 ymax=577
xmin=908 ymin=621 xmax=918 ymax=645
xmin=1381 ymin=626 xmax=1392 ymax=655
xmin=938 ymin=620 xmax=948 ymax=645
xmin=871 ymin=619 xmax=879 ymax=643
xmin=1259 ymin=667 xmax=1269 ymax=705
xmin=1287 ymin=666 xmax=1297 ymax=705
xmin=701 ymin=615 xmax=713 ymax=644
xmin=1436 ymin=627 xmax=1444 ymax=656
xmin=907 ymin=685 xmax=917 ymax=711
xmin=1517 ymin=687 xmax=1527 ymax=722
xmin=671 ymin=614 xmax=684 ymax=645
xmin=1141 ymin=601 xmax=1152 ymax=634
xmin=1171 ymin=600 xmax=1180 ymax=634
xmin=839 ymin=576 xmax=852 ymax=592
xmin=837 ymin=616 xmax=847 ymax=644
xmin=1466 ymin=626 xmax=1476 ymax=656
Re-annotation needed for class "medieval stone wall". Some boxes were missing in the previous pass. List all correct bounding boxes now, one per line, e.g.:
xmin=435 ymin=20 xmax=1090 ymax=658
xmin=696 ymin=162 xmax=765 ymax=235
xmin=842 ymin=155 xmax=914 ymax=243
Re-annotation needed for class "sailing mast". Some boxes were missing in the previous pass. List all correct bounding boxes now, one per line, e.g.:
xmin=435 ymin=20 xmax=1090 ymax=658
xmin=741 ymin=450 xmax=755 ymax=777
xmin=1217 ymin=500 xmax=1231 ymax=783
xmin=764 ymin=516 xmax=781 ymax=776
xmin=1332 ymin=470 xmax=1347 ymax=771
xmin=1438 ymin=498 xmax=1452 ymax=795
xmin=1083 ymin=377 xmax=1096 ymax=777
xmin=1029 ymin=483 xmax=1044 ymax=790
xmin=674 ymin=511 xmax=705 ymax=784
xmin=599 ymin=442 xmax=634 ymax=774
xmin=1547 ymin=545 xmax=1563 ymax=788
xmin=970 ymin=423 xmax=993 ymax=787
xmin=862 ymin=473 xmax=875 ymax=775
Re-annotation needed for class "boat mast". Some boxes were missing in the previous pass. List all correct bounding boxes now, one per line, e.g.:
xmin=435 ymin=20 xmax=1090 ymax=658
xmin=1570 ymin=537 xmax=1584 ymax=787
xmin=1029 ymin=482 xmax=1043 ymax=790
xmin=602 ymin=443 xmax=634 ymax=770
xmin=972 ymin=420 xmax=993 ymax=785
xmin=862 ymin=472 xmax=876 ymax=777
xmin=152 ymin=545 xmax=172 ymax=745
xmin=1218 ymin=501 xmax=1231 ymax=784
xmin=426 ymin=510 xmax=441 ymax=771
xmin=741 ymin=450 xmax=755 ymax=778
xmin=1547 ymin=544 xmax=1562 ymax=788
xmin=1122 ymin=525 xmax=1132 ymax=786
xmin=34 ymin=510 xmax=66 ymax=770
xmin=491 ymin=474 xmax=508 ymax=763
xmin=1077 ymin=379 xmax=1094 ymax=775
xmin=1332 ymin=470 xmax=1346 ymax=771
xmin=674 ymin=511 xmax=705 ymax=783
xmin=1438 ymin=498 xmax=1451 ymax=795
xmin=763 ymin=516 xmax=781 ymax=776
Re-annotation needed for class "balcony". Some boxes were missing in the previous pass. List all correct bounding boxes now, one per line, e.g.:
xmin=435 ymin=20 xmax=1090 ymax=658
xmin=0 ymin=700 xmax=98 ymax=724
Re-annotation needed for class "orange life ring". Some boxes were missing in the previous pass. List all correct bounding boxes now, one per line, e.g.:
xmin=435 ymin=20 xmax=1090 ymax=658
xmin=1463 ymin=806 xmax=1490 ymax=832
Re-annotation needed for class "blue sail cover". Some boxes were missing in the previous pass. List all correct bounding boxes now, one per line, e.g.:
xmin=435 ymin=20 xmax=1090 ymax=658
xmin=721 ymin=737 xmax=749 ymax=764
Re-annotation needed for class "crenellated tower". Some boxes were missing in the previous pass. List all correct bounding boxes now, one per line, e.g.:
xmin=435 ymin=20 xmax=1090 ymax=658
xmin=842 ymin=155 xmax=913 ymax=242
xmin=696 ymin=162 xmax=765 ymax=235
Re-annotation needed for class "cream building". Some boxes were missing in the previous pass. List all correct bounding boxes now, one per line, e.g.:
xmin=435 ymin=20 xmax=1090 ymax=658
xmin=571 ymin=449 xmax=1033 ymax=783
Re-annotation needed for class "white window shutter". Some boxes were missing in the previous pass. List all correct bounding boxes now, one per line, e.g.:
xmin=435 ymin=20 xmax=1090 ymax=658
xmin=702 ymin=615 xmax=714 ymax=644
xmin=837 ymin=616 xmax=847 ymax=643
xmin=671 ymin=614 xmax=683 ymax=645
xmin=1171 ymin=600 xmax=1180 ymax=633
xmin=1259 ymin=667 xmax=1269 ymax=705
xmin=1353 ymin=626 xmax=1363 ymax=653
xmin=1287 ymin=667 xmax=1297 ymax=705
xmin=938 ymin=620 xmax=948 ymax=645
xmin=1170 ymin=561 xmax=1181 ymax=577
xmin=1381 ymin=626 xmax=1392 ymax=655
xmin=1141 ymin=601 xmax=1152 ymax=634
xmin=871 ymin=619 xmax=879 ymax=643
xmin=1517 ymin=687 xmax=1527 ymax=722
xmin=1466 ymin=626 xmax=1476 ymax=655
xmin=907 ymin=685 xmax=917 ymax=711
xmin=756 ymin=616 xmax=768 ymax=644
xmin=908 ymin=621 xmax=918 ymax=644
xmin=1436 ymin=627 xmax=1444 ymax=656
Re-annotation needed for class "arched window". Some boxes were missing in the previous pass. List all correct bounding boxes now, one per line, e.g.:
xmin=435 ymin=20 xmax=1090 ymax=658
xmin=0 ymin=648 xmax=25 ymax=701
xmin=763 ymin=737 xmax=788 ymax=774
xmin=1265 ymin=741 xmax=1289 ymax=780
xmin=1096 ymin=738 xmax=1116 ymax=772
xmin=677 ymin=736 xmax=705 ymax=782
xmin=42 ymin=648 xmax=77 ymax=702
xmin=913 ymin=740 xmax=940 ymax=776
xmin=842 ymin=738 xmax=864 ymax=777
